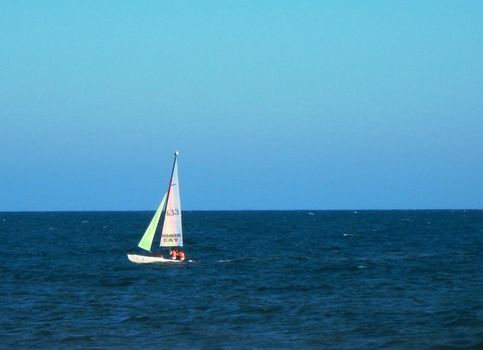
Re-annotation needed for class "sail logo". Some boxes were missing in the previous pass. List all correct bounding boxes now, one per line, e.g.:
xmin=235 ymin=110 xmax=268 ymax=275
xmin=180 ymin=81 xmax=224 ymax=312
xmin=162 ymin=233 xmax=181 ymax=243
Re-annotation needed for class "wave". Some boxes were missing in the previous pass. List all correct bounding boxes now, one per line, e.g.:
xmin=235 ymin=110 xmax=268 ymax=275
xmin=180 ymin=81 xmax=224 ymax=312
xmin=217 ymin=257 xmax=255 ymax=263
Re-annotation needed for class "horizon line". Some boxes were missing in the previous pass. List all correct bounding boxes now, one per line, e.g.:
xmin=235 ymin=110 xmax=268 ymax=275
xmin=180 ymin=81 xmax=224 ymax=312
xmin=1 ymin=208 xmax=481 ymax=213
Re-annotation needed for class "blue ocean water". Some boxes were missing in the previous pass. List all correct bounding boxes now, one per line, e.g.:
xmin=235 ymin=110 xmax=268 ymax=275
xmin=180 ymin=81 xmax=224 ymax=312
xmin=1 ymin=210 xmax=482 ymax=349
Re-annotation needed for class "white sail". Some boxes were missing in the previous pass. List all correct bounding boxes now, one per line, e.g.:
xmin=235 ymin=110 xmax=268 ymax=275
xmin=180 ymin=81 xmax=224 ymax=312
xmin=160 ymin=152 xmax=183 ymax=247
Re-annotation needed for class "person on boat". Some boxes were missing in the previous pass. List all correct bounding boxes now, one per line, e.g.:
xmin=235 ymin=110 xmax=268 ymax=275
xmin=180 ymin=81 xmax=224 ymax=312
xmin=177 ymin=249 xmax=186 ymax=261
xmin=170 ymin=248 xmax=177 ymax=260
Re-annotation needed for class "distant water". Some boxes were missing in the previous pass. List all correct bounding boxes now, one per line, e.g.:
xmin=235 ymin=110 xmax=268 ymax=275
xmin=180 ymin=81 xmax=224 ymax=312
xmin=1 ymin=211 xmax=482 ymax=349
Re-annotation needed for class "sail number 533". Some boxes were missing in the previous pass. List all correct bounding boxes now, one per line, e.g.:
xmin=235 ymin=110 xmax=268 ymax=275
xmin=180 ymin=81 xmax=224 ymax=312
xmin=166 ymin=209 xmax=180 ymax=216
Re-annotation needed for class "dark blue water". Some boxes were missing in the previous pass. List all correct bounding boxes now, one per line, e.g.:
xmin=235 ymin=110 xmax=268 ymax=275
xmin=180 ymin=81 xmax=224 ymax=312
xmin=1 ymin=211 xmax=482 ymax=349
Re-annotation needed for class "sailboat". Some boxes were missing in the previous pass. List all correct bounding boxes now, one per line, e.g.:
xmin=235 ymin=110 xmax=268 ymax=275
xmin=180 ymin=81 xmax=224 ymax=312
xmin=127 ymin=151 xmax=185 ymax=264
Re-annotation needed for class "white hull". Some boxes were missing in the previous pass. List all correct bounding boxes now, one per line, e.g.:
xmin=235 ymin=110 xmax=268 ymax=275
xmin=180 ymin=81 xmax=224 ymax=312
xmin=127 ymin=254 xmax=183 ymax=264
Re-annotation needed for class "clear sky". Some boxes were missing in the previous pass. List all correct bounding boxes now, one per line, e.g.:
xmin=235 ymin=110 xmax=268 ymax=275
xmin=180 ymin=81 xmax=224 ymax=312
xmin=2 ymin=1 xmax=482 ymax=211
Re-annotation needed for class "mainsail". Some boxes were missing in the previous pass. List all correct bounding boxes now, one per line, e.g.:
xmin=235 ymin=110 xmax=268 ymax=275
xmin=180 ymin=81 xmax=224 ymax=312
xmin=137 ymin=193 xmax=167 ymax=252
xmin=160 ymin=152 xmax=183 ymax=247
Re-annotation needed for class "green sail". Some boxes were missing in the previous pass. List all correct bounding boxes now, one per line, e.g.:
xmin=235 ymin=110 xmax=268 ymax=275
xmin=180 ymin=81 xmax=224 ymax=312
xmin=138 ymin=193 xmax=167 ymax=252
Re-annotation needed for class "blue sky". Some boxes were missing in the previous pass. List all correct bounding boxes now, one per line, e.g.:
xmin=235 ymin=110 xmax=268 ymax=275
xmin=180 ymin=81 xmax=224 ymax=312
xmin=1 ymin=1 xmax=482 ymax=210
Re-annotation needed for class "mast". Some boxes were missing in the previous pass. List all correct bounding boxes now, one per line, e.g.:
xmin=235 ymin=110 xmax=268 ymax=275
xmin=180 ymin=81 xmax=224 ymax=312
xmin=158 ymin=151 xmax=182 ymax=249
xmin=165 ymin=151 xmax=179 ymax=204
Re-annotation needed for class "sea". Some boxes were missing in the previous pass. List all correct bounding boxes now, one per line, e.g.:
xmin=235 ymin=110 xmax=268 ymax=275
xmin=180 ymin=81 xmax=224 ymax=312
xmin=1 ymin=210 xmax=482 ymax=349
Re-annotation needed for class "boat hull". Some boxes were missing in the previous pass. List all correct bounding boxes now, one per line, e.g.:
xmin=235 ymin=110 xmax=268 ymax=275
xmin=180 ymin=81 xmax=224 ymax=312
xmin=127 ymin=254 xmax=183 ymax=264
